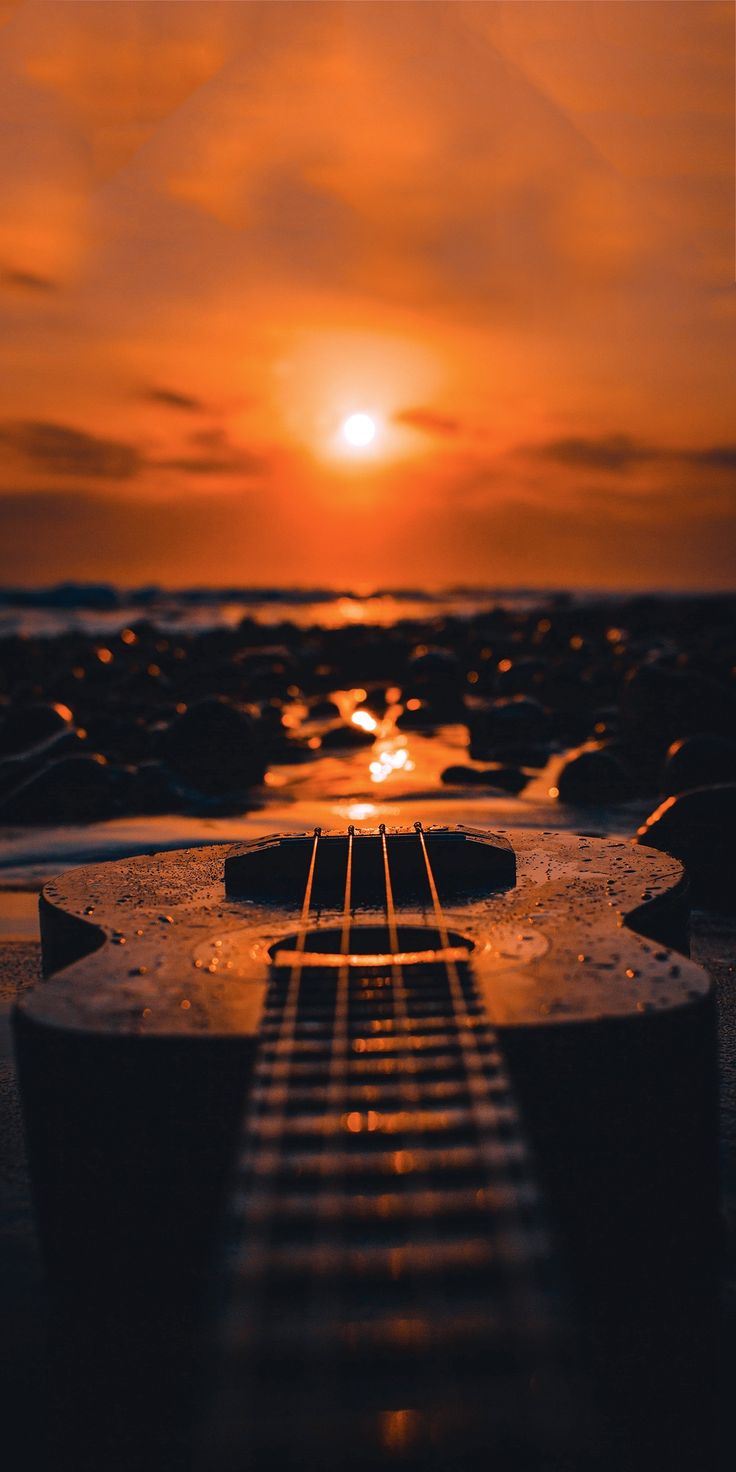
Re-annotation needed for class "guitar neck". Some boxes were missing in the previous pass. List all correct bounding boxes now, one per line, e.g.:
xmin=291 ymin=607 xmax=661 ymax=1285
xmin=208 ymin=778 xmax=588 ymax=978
xmin=201 ymin=950 xmax=575 ymax=1470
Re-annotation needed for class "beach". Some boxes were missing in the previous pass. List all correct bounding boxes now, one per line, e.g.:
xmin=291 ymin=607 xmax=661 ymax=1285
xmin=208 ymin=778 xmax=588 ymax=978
xmin=1 ymin=586 xmax=735 ymax=1467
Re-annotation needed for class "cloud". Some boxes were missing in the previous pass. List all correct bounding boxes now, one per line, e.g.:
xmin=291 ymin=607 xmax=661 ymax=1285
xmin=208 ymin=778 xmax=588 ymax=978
xmin=0 ymin=420 xmax=143 ymax=479
xmin=143 ymin=386 xmax=205 ymax=412
xmin=0 ymin=416 xmax=266 ymax=485
xmin=684 ymin=445 xmax=736 ymax=471
xmin=1 ymin=263 xmax=56 ymax=292
xmin=153 ymin=451 xmax=264 ymax=477
xmin=517 ymin=434 xmax=736 ymax=476
xmin=394 ymin=407 xmax=461 ymax=437
xmin=522 ymin=434 xmax=655 ymax=472
xmin=152 ymin=426 xmax=265 ymax=478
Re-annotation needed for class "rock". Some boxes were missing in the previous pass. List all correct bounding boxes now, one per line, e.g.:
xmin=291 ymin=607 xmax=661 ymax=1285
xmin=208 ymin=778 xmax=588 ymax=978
xmin=661 ymin=734 xmax=736 ymax=796
xmin=556 ymin=747 xmax=633 ymax=806
xmin=80 ymin=713 xmax=152 ymax=764
xmin=396 ymin=701 xmax=441 ymax=731
xmin=468 ymin=697 xmax=550 ymax=760
xmin=0 ymin=701 xmax=73 ymax=756
xmin=622 ymin=662 xmax=735 ymax=752
xmin=403 ymin=646 xmax=465 ymax=719
xmin=0 ymin=754 xmax=128 ymax=824
xmin=440 ymin=764 xmax=529 ymax=794
xmin=268 ymin=736 xmax=322 ymax=764
xmin=233 ymin=647 xmax=294 ymax=700
xmin=0 ymin=728 xmax=85 ymax=797
xmin=465 ymin=742 xmax=550 ymax=768
xmin=320 ymin=723 xmax=375 ymax=749
xmin=495 ymin=658 xmax=546 ymax=697
xmin=309 ymin=698 xmax=340 ymax=721
xmin=126 ymin=761 xmax=184 ymax=816
xmin=158 ymin=697 xmax=266 ymax=794
xmin=636 ymin=783 xmax=736 ymax=907
xmin=407 ymin=645 xmax=460 ymax=680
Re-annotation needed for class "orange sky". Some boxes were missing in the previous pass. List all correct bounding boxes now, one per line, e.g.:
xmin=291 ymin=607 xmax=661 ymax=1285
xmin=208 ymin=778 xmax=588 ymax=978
xmin=0 ymin=0 xmax=733 ymax=590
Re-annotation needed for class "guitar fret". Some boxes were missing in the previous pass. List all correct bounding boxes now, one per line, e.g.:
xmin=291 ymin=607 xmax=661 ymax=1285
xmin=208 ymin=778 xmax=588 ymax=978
xmin=250 ymin=1077 xmax=510 ymax=1110
xmin=230 ymin=1232 xmax=551 ymax=1284
xmin=228 ymin=966 xmax=551 ymax=1286
xmin=234 ymin=1140 xmax=528 ymax=1183
xmin=201 ymin=828 xmax=574 ymax=1470
xmin=231 ymin=1179 xmax=539 ymax=1222
xmin=224 ymin=1303 xmax=561 ymax=1363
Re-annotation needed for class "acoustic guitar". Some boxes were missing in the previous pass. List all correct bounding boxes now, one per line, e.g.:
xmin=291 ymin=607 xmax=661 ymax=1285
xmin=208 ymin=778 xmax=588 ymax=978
xmin=14 ymin=825 xmax=718 ymax=1471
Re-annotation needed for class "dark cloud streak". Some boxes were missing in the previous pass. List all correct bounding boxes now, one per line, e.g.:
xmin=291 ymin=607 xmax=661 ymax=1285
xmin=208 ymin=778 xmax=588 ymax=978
xmin=1 ymin=264 xmax=57 ymax=293
xmin=394 ymin=407 xmax=461 ymax=437
xmin=0 ymin=418 xmax=266 ymax=482
xmin=0 ymin=420 xmax=143 ymax=480
xmin=143 ymin=386 xmax=205 ymax=412
xmin=523 ymin=434 xmax=655 ymax=472
xmin=518 ymin=434 xmax=736 ymax=475
xmin=153 ymin=452 xmax=265 ymax=477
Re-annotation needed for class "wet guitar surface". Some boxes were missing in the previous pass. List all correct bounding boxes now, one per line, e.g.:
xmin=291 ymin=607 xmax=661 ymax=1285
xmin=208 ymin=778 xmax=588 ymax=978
xmin=15 ymin=826 xmax=718 ymax=1471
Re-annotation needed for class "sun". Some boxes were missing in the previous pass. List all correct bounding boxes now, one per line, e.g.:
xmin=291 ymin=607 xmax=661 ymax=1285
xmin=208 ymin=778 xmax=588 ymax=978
xmin=342 ymin=412 xmax=376 ymax=448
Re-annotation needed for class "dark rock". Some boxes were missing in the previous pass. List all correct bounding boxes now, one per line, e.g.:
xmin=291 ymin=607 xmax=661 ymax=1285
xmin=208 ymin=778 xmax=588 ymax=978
xmin=309 ymin=698 xmax=341 ymax=721
xmin=127 ymin=761 xmax=184 ymax=816
xmin=0 ymin=701 xmax=73 ymax=756
xmin=404 ymin=646 xmax=465 ymax=718
xmin=495 ymin=658 xmax=546 ymax=697
xmin=80 ymin=713 xmax=152 ymax=765
xmin=0 ymin=754 xmax=128 ymax=824
xmin=320 ymin=723 xmax=375 ymax=749
xmin=407 ymin=645 xmax=460 ymax=678
xmin=158 ymin=697 xmax=266 ymax=794
xmin=268 ymin=736 xmax=322 ymax=764
xmin=622 ymin=662 xmax=735 ymax=753
xmin=470 ymin=742 xmax=551 ymax=768
xmin=396 ymin=702 xmax=441 ymax=731
xmin=0 ymin=728 xmax=85 ymax=797
xmin=636 ymin=783 xmax=736 ymax=907
xmin=661 ymin=734 xmax=736 ymax=796
xmin=441 ymin=764 xmax=529 ymax=794
xmin=468 ymin=697 xmax=550 ymax=760
xmin=557 ymin=747 xmax=633 ymax=806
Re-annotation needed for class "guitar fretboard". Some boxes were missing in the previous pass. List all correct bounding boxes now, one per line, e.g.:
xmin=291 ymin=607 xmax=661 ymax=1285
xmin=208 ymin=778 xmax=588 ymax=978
xmin=203 ymin=950 xmax=571 ymax=1470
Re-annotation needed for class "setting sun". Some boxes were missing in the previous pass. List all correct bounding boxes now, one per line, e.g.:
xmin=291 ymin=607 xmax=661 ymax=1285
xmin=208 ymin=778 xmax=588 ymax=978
xmin=342 ymin=413 xmax=376 ymax=448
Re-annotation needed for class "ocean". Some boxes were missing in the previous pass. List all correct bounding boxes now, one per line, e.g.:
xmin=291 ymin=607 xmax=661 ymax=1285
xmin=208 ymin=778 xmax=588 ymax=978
xmin=0 ymin=582 xmax=634 ymax=638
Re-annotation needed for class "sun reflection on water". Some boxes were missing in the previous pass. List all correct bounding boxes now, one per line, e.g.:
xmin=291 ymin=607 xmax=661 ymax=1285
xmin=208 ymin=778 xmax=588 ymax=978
xmin=352 ymin=708 xmax=378 ymax=733
xmin=369 ymin=738 xmax=415 ymax=784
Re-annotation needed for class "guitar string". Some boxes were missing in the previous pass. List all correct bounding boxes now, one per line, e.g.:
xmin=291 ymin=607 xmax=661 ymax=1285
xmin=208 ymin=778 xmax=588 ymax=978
xmin=234 ymin=828 xmax=456 ymax=1440
xmin=379 ymin=824 xmax=450 ymax=1392
xmin=300 ymin=825 xmax=354 ymax=1391
xmin=414 ymin=820 xmax=535 ymax=1272
xmin=221 ymin=826 xmax=547 ymax=1454
xmin=412 ymin=826 xmax=561 ymax=1439
xmin=289 ymin=825 xmax=450 ymax=1416
xmin=231 ymin=826 xmax=321 ymax=1281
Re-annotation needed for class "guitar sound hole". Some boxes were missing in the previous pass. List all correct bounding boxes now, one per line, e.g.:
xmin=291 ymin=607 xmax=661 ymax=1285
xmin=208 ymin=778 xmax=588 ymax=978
xmin=270 ymin=923 xmax=474 ymax=968
xmin=225 ymin=828 xmax=516 ymax=906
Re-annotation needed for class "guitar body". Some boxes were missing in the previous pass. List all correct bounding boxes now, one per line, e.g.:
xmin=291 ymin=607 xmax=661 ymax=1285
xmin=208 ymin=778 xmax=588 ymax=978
xmin=14 ymin=827 xmax=718 ymax=1471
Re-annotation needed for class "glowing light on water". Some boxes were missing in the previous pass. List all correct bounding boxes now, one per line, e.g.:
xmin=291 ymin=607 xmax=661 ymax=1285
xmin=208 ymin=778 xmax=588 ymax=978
xmin=369 ymin=742 xmax=415 ymax=784
xmin=352 ymin=708 xmax=378 ymax=733
xmin=343 ymin=803 xmax=379 ymax=822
